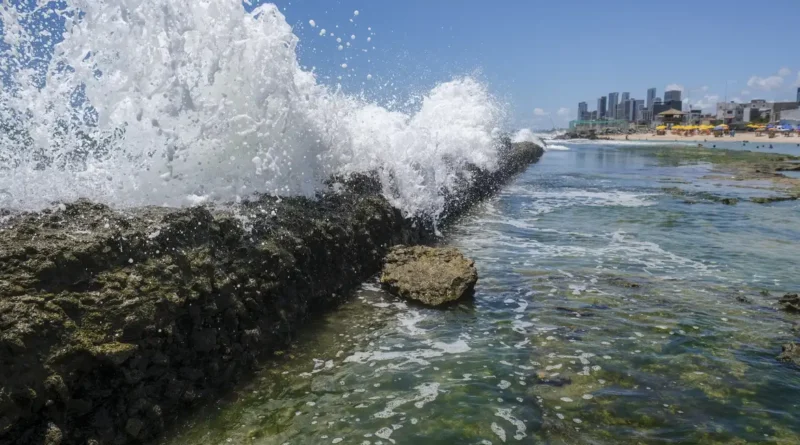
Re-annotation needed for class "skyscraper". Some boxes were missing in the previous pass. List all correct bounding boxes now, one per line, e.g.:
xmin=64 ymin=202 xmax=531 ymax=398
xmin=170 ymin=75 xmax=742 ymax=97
xmin=664 ymin=90 xmax=682 ymax=103
xmin=597 ymin=96 xmax=607 ymax=119
xmin=607 ymin=93 xmax=619 ymax=119
xmin=797 ymin=87 xmax=800 ymax=103
xmin=647 ymin=88 xmax=656 ymax=110
xmin=577 ymin=102 xmax=588 ymax=120
xmin=621 ymin=92 xmax=630 ymax=103
xmin=623 ymin=99 xmax=634 ymax=122
xmin=634 ymin=99 xmax=645 ymax=121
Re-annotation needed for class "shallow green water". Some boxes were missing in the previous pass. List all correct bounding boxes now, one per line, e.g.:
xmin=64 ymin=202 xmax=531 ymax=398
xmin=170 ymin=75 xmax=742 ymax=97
xmin=165 ymin=144 xmax=800 ymax=445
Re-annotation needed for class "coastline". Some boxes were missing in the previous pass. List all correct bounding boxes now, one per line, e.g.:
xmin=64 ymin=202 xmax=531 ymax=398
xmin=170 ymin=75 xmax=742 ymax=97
xmin=606 ymin=133 xmax=800 ymax=144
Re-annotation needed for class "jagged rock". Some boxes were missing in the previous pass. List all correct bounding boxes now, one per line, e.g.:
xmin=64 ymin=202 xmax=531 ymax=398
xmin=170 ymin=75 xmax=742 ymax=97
xmin=779 ymin=293 xmax=800 ymax=312
xmin=43 ymin=422 xmax=62 ymax=445
xmin=0 ymin=142 xmax=543 ymax=444
xmin=778 ymin=343 xmax=800 ymax=366
xmin=380 ymin=246 xmax=478 ymax=306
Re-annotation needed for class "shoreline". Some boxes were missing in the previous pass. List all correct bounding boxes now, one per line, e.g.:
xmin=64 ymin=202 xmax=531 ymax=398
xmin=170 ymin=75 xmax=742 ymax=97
xmin=0 ymin=142 xmax=544 ymax=445
xmin=606 ymin=133 xmax=800 ymax=144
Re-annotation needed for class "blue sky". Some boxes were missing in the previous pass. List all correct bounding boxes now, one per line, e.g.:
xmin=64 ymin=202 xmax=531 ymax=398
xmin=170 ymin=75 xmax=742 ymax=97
xmin=4 ymin=0 xmax=800 ymax=130
xmin=268 ymin=0 xmax=800 ymax=129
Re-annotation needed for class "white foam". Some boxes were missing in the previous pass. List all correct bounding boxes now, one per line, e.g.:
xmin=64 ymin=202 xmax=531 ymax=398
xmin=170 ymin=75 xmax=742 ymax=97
xmin=0 ymin=1 xmax=504 ymax=218
xmin=373 ymin=382 xmax=440 ymax=419
xmin=495 ymin=408 xmax=526 ymax=440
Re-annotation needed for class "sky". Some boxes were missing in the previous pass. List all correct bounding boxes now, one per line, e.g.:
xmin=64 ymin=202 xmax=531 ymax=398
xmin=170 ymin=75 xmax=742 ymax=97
xmin=267 ymin=0 xmax=800 ymax=129
xmin=4 ymin=0 xmax=800 ymax=130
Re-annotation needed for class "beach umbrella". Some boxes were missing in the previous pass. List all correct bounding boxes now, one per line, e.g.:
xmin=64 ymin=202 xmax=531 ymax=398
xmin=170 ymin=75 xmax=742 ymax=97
xmin=713 ymin=125 xmax=727 ymax=131
xmin=656 ymin=125 xmax=667 ymax=130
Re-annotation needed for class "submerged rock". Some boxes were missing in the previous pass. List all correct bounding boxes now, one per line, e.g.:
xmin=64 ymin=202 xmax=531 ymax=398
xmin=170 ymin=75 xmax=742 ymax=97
xmin=380 ymin=246 xmax=478 ymax=306
xmin=779 ymin=293 xmax=800 ymax=312
xmin=778 ymin=343 xmax=800 ymax=366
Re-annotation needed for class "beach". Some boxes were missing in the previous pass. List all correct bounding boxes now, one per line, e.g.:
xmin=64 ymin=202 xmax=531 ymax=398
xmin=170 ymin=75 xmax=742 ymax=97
xmin=607 ymin=132 xmax=800 ymax=144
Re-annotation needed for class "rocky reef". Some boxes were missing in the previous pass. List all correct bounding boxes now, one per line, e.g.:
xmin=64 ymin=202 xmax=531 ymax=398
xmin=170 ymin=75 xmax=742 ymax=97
xmin=380 ymin=246 xmax=477 ymax=306
xmin=0 ymin=141 xmax=544 ymax=444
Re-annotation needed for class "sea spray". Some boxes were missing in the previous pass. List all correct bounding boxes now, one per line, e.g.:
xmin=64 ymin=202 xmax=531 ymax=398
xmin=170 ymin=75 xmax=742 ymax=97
xmin=0 ymin=1 xmax=504 ymax=217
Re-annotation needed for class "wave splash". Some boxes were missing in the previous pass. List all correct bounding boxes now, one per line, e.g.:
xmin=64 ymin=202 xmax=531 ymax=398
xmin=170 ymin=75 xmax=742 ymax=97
xmin=0 ymin=1 xmax=504 ymax=217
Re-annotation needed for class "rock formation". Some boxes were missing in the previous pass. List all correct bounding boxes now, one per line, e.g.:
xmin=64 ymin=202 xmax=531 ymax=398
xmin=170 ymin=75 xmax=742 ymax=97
xmin=380 ymin=246 xmax=478 ymax=306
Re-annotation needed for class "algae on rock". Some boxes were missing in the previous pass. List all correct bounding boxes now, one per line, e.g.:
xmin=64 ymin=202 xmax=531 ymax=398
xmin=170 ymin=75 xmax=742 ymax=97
xmin=380 ymin=245 xmax=478 ymax=306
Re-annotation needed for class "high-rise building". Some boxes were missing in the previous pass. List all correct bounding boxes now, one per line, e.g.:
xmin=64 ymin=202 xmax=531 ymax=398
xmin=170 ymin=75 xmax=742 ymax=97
xmin=621 ymin=92 xmax=630 ymax=103
xmin=616 ymin=102 xmax=625 ymax=120
xmin=577 ymin=102 xmax=588 ymax=120
xmin=623 ymin=99 xmax=635 ymax=122
xmin=634 ymin=99 xmax=645 ymax=121
xmin=597 ymin=96 xmax=607 ymax=119
xmin=797 ymin=87 xmax=800 ymax=103
xmin=647 ymin=88 xmax=657 ymax=110
xmin=607 ymin=93 xmax=619 ymax=119
xmin=664 ymin=90 xmax=682 ymax=103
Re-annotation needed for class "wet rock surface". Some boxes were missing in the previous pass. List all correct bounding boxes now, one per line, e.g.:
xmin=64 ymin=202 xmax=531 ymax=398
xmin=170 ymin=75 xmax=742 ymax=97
xmin=379 ymin=246 xmax=478 ymax=306
xmin=779 ymin=293 xmax=800 ymax=312
xmin=0 ymin=142 xmax=543 ymax=444
xmin=778 ymin=343 xmax=800 ymax=366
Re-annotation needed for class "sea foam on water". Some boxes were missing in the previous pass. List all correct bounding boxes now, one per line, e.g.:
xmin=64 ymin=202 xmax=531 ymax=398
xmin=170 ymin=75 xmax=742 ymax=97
xmin=0 ymin=0 xmax=504 ymax=218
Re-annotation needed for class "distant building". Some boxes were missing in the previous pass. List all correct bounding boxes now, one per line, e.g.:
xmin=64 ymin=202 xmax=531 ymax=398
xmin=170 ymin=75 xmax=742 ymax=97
xmin=607 ymin=93 xmax=619 ymax=119
xmin=716 ymin=99 xmax=799 ymax=124
xmin=685 ymin=109 xmax=702 ymax=124
xmin=623 ymin=99 xmax=635 ymax=122
xmin=653 ymin=98 xmax=682 ymax=115
xmin=577 ymin=102 xmax=588 ymax=120
xmin=797 ymin=87 xmax=800 ymax=103
xmin=647 ymin=88 xmax=656 ymax=111
xmin=621 ymin=92 xmax=630 ymax=103
xmin=597 ymin=96 xmax=607 ymax=119
xmin=664 ymin=90 xmax=682 ymax=103
xmin=634 ymin=100 xmax=645 ymax=121
xmin=590 ymin=110 xmax=598 ymax=120
xmin=781 ymin=108 xmax=800 ymax=125
xmin=615 ymin=102 xmax=625 ymax=120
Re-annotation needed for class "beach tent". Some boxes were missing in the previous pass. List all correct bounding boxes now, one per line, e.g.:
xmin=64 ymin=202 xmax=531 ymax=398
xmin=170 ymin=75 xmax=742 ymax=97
xmin=713 ymin=125 xmax=728 ymax=131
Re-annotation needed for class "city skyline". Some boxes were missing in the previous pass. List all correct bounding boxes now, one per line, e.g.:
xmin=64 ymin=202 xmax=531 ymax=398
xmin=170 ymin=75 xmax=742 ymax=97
xmin=576 ymin=86 xmax=685 ymax=124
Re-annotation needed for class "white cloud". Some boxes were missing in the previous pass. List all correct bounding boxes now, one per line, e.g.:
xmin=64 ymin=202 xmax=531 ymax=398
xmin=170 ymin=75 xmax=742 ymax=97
xmin=740 ymin=90 xmax=750 ymax=96
xmin=556 ymin=107 xmax=570 ymax=117
xmin=747 ymin=75 xmax=784 ymax=91
xmin=778 ymin=67 xmax=792 ymax=77
xmin=665 ymin=83 xmax=684 ymax=92
xmin=700 ymin=85 xmax=709 ymax=92
xmin=533 ymin=108 xmax=548 ymax=116
xmin=690 ymin=94 xmax=720 ymax=111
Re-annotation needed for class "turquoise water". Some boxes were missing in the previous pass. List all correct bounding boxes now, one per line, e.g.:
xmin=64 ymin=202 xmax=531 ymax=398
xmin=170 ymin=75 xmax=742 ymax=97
xmin=165 ymin=144 xmax=800 ymax=444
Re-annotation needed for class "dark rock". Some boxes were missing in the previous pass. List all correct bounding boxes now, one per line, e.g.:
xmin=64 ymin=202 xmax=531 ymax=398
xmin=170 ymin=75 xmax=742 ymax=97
xmin=191 ymin=329 xmax=217 ymax=353
xmin=778 ymin=343 xmax=800 ymax=366
xmin=43 ymin=422 xmax=62 ymax=445
xmin=751 ymin=196 xmax=798 ymax=204
xmin=380 ymin=246 xmax=478 ymax=306
xmin=735 ymin=295 xmax=753 ymax=304
xmin=0 ymin=141 xmax=544 ymax=444
xmin=124 ymin=417 xmax=144 ymax=438
xmin=779 ymin=293 xmax=800 ymax=312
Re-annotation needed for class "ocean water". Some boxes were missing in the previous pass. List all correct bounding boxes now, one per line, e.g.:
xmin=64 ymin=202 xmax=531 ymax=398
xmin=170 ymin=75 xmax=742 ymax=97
xmin=164 ymin=143 xmax=800 ymax=444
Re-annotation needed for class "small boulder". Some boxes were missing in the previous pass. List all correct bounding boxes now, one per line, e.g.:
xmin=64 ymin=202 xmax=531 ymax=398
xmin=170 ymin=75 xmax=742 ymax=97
xmin=380 ymin=246 xmax=477 ymax=306
xmin=778 ymin=343 xmax=800 ymax=366
xmin=779 ymin=293 xmax=800 ymax=313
